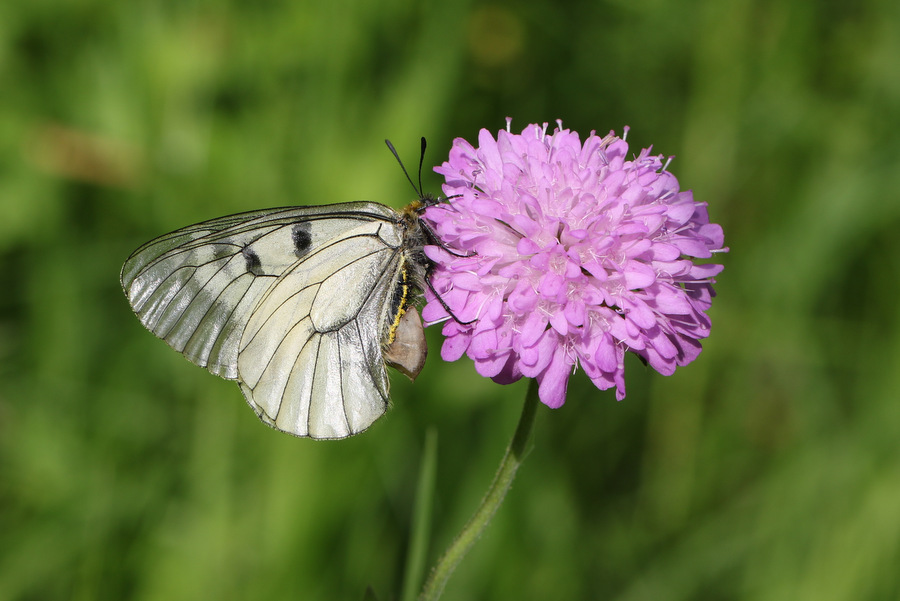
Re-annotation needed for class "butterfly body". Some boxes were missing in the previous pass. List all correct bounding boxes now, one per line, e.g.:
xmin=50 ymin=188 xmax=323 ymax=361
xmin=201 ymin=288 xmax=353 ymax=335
xmin=121 ymin=201 xmax=431 ymax=439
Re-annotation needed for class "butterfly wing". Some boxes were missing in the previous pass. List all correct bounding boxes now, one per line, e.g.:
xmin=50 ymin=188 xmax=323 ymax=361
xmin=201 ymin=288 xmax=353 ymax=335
xmin=121 ymin=202 xmax=409 ymax=439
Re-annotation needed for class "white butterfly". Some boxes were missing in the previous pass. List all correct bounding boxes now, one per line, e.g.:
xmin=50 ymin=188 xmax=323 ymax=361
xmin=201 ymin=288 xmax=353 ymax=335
xmin=121 ymin=199 xmax=436 ymax=439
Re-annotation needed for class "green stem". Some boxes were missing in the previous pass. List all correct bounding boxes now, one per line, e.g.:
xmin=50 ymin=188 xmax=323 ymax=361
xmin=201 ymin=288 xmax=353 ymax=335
xmin=418 ymin=379 xmax=539 ymax=601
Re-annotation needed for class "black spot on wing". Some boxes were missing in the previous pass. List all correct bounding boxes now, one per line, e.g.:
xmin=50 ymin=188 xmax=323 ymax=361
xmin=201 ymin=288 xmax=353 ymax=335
xmin=292 ymin=223 xmax=312 ymax=257
xmin=242 ymin=246 xmax=263 ymax=276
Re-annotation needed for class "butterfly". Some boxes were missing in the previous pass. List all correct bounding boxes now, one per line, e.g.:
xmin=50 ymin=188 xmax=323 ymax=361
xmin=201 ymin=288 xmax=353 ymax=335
xmin=121 ymin=141 xmax=442 ymax=439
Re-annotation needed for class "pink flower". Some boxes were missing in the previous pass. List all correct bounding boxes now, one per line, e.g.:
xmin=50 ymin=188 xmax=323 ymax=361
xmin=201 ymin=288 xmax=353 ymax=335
xmin=421 ymin=120 xmax=726 ymax=408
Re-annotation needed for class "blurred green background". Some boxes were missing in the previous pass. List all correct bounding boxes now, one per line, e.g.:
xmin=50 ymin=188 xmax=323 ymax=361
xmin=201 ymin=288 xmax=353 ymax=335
xmin=2 ymin=0 xmax=900 ymax=599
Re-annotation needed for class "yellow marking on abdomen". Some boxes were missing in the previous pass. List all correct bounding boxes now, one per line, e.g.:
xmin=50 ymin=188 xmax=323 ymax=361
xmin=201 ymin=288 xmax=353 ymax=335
xmin=387 ymin=258 xmax=409 ymax=345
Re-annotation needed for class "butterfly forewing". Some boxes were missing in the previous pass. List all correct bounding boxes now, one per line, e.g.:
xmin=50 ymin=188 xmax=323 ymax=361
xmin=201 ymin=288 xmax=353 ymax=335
xmin=121 ymin=202 xmax=412 ymax=439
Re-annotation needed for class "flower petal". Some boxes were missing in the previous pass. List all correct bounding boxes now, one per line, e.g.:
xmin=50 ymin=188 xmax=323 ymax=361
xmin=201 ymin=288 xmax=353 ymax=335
xmin=537 ymin=346 xmax=572 ymax=408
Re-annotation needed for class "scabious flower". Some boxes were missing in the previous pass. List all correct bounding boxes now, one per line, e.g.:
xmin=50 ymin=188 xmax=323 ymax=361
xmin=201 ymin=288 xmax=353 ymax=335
xmin=421 ymin=120 xmax=726 ymax=408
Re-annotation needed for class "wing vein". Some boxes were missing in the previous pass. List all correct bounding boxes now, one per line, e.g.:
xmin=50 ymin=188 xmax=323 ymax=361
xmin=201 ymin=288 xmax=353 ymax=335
xmin=272 ymin=327 xmax=320 ymax=423
xmin=308 ymin=336 xmax=324 ymax=435
xmin=337 ymin=333 xmax=350 ymax=432
xmin=156 ymin=253 xmax=239 ymax=339
xmin=180 ymin=274 xmax=254 ymax=362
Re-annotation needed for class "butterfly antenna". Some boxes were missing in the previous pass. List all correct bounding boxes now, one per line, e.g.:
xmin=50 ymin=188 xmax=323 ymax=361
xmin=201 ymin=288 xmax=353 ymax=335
xmin=417 ymin=137 xmax=427 ymax=199
xmin=385 ymin=139 xmax=423 ymax=198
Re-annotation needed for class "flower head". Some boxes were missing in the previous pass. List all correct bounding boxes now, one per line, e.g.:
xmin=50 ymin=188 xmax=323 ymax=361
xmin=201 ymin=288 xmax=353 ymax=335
xmin=421 ymin=120 xmax=726 ymax=408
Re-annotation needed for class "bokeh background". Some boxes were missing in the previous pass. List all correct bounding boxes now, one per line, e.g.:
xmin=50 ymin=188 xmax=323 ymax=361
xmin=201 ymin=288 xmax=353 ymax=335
xmin=2 ymin=0 xmax=900 ymax=599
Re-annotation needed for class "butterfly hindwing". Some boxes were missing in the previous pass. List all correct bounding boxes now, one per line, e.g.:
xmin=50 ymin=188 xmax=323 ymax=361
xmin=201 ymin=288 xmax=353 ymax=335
xmin=236 ymin=230 xmax=401 ymax=437
xmin=121 ymin=202 xmax=410 ymax=438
